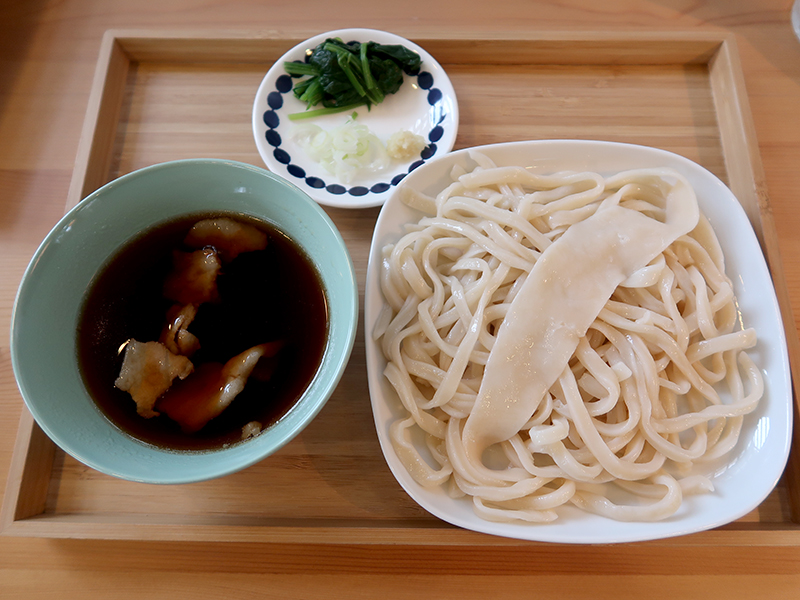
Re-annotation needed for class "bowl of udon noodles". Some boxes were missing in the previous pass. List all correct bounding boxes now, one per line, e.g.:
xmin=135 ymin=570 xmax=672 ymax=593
xmin=364 ymin=139 xmax=792 ymax=543
xmin=11 ymin=159 xmax=358 ymax=484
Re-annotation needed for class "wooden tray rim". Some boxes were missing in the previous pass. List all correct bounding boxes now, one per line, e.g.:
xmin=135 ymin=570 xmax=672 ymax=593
xmin=2 ymin=28 xmax=798 ymax=545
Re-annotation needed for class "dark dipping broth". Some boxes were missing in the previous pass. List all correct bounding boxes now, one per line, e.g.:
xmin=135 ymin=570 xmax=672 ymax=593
xmin=78 ymin=213 xmax=328 ymax=451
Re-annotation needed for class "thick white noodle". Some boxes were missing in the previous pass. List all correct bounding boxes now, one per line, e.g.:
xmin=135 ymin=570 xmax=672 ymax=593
xmin=376 ymin=152 xmax=764 ymax=523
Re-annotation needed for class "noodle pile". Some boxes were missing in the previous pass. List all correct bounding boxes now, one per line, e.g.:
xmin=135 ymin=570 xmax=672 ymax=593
xmin=374 ymin=152 xmax=763 ymax=523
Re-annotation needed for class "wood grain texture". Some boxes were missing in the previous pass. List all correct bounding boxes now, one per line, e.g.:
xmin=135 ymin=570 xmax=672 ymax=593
xmin=2 ymin=1 xmax=800 ymax=597
xmin=6 ymin=572 xmax=800 ymax=600
xmin=11 ymin=31 xmax=798 ymax=543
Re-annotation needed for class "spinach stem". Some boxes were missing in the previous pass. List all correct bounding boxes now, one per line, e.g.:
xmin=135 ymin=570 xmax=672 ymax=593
xmin=287 ymin=103 xmax=366 ymax=121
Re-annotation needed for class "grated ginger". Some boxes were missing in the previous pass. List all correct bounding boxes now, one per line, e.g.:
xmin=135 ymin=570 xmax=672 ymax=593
xmin=386 ymin=130 xmax=426 ymax=161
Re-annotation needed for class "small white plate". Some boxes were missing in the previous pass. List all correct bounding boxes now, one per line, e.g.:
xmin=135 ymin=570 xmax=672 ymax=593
xmin=364 ymin=140 xmax=793 ymax=544
xmin=252 ymin=28 xmax=459 ymax=209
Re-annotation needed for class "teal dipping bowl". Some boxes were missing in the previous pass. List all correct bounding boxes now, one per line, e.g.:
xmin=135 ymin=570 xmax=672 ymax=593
xmin=10 ymin=159 xmax=358 ymax=484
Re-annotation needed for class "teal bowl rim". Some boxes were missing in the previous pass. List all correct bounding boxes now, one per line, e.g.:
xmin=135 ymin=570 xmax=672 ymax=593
xmin=10 ymin=158 xmax=359 ymax=484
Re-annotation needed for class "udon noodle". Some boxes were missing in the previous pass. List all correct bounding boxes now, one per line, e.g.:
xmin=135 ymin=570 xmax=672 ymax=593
xmin=374 ymin=151 xmax=763 ymax=523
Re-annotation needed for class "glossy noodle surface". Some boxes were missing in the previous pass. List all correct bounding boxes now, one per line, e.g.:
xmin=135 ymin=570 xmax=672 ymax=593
xmin=375 ymin=152 xmax=763 ymax=523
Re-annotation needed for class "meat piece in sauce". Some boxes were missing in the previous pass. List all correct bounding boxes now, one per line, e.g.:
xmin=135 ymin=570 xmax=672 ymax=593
xmin=114 ymin=339 xmax=194 ymax=418
xmin=157 ymin=341 xmax=283 ymax=433
xmin=184 ymin=217 xmax=268 ymax=262
xmin=163 ymin=248 xmax=221 ymax=304
xmin=241 ymin=421 xmax=263 ymax=439
xmin=159 ymin=303 xmax=201 ymax=357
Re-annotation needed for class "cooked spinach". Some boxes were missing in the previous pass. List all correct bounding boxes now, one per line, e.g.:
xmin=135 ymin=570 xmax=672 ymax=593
xmin=284 ymin=38 xmax=421 ymax=120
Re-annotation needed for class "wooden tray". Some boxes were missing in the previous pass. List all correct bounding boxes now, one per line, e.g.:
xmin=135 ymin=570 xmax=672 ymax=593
xmin=3 ymin=29 xmax=799 ymax=547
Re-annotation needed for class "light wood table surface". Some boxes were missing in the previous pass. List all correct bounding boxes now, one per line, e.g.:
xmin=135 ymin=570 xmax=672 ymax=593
xmin=2 ymin=1 xmax=800 ymax=598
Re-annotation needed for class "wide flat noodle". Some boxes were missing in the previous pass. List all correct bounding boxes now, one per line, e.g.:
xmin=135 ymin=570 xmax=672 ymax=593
xmin=462 ymin=170 xmax=699 ymax=470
